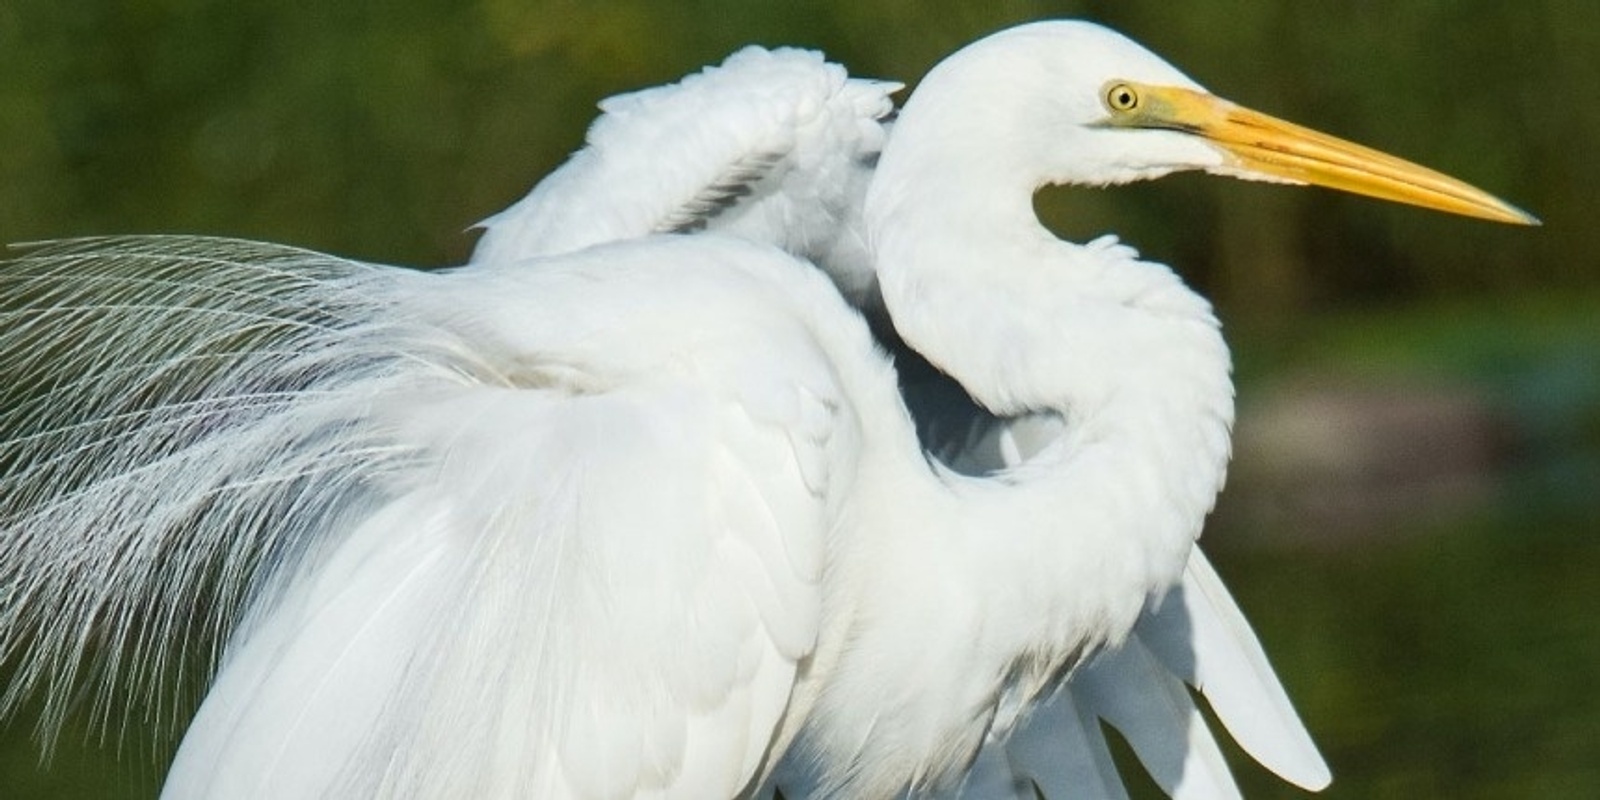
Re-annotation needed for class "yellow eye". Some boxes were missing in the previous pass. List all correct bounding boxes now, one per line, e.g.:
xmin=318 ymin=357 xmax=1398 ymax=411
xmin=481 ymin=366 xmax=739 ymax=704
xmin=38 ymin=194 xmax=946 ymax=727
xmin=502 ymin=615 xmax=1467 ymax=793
xmin=1105 ymin=83 xmax=1139 ymax=112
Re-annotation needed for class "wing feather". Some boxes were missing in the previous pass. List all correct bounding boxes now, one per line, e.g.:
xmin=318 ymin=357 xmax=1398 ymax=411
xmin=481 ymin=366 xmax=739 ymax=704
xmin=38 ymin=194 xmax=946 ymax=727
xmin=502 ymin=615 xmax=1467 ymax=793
xmin=166 ymin=358 xmax=834 ymax=798
xmin=968 ymin=418 xmax=1326 ymax=800
xmin=1136 ymin=551 xmax=1332 ymax=791
xmin=1073 ymin=637 xmax=1242 ymax=800
xmin=471 ymin=46 xmax=897 ymax=304
xmin=1001 ymin=688 xmax=1130 ymax=800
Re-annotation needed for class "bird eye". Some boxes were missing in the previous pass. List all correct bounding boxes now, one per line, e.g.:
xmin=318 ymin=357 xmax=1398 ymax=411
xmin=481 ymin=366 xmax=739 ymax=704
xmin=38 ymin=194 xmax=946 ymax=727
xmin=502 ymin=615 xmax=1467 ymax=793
xmin=1105 ymin=83 xmax=1139 ymax=112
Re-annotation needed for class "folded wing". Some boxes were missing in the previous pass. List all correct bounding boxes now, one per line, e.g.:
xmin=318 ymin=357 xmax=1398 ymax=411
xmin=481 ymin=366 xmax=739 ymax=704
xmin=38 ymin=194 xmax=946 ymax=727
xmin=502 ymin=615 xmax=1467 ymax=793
xmin=1 ymin=237 xmax=845 ymax=799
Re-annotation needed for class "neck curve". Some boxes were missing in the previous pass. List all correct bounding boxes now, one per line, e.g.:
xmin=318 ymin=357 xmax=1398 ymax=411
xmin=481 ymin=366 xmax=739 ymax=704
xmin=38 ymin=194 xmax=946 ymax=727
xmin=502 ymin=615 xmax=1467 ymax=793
xmin=805 ymin=95 xmax=1237 ymax=796
xmin=869 ymin=152 xmax=1236 ymax=648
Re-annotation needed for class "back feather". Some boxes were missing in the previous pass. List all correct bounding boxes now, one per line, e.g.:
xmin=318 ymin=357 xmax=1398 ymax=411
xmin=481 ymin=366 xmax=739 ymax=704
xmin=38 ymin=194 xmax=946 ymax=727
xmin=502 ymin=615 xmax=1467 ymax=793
xmin=0 ymin=237 xmax=475 ymax=742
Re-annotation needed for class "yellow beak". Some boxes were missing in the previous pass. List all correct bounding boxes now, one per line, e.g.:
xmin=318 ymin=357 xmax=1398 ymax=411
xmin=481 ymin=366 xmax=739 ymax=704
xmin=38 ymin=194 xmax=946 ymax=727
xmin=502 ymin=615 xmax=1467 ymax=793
xmin=1107 ymin=82 xmax=1538 ymax=225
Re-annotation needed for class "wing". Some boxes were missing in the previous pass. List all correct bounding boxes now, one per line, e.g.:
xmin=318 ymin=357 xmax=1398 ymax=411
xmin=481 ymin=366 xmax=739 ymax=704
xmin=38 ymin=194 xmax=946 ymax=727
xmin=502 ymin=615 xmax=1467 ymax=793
xmin=1 ymin=237 xmax=845 ymax=798
xmin=470 ymin=45 xmax=898 ymax=305
xmin=167 ymin=369 xmax=833 ymax=799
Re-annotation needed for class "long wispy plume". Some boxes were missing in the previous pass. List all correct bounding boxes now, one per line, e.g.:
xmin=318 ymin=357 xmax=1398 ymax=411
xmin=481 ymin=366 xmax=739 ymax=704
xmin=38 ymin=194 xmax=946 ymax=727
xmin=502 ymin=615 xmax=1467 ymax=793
xmin=0 ymin=237 xmax=481 ymax=745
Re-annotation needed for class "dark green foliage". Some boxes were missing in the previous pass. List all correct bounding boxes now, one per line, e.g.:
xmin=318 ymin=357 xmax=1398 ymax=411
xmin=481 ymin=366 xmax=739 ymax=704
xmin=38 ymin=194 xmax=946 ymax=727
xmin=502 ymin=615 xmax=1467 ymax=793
xmin=1 ymin=2 xmax=1595 ymax=797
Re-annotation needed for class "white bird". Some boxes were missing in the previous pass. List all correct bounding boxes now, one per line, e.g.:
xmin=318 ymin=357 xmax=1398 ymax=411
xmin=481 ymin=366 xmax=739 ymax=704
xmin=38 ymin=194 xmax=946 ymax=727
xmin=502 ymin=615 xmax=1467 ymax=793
xmin=472 ymin=42 xmax=1308 ymax=800
xmin=0 ymin=20 xmax=1533 ymax=800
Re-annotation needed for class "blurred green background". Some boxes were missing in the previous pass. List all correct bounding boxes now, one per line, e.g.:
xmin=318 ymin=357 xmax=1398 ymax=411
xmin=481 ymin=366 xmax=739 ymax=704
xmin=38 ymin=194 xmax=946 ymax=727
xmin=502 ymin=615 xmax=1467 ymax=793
xmin=2 ymin=0 xmax=1597 ymax=797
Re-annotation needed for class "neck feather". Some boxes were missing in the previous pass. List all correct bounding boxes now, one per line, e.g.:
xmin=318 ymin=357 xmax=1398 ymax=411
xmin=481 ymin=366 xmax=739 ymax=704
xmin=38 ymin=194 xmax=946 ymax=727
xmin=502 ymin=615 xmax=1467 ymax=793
xmin=875 ymin=203 xmax=1236 ymax=628
xmin=812 ymin=163 xmax=1236 ymax=794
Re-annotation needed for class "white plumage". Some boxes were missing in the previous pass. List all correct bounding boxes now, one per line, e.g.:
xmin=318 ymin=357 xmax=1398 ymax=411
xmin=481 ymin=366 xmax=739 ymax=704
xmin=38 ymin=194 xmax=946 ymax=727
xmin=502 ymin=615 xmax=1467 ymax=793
xmin=472 ymin=44 xmax=897 ymax=306
xmin=1 ymin=19 xmax=1532 ymax=800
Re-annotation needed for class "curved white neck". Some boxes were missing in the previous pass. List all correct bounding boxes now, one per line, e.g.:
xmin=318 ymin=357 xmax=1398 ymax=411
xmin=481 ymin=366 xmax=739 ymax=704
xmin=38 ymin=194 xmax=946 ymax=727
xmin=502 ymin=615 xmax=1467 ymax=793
xmin=805 ymin=122 xmax=1237 ymax=795
xmin=872 ymin=168 xmax=1236 ymax=638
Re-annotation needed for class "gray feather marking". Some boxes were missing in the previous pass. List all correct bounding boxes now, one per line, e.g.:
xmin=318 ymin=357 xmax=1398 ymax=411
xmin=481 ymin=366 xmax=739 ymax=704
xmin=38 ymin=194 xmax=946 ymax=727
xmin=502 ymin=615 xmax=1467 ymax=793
xmin=656 ymin=151 xmax=786 ymax=234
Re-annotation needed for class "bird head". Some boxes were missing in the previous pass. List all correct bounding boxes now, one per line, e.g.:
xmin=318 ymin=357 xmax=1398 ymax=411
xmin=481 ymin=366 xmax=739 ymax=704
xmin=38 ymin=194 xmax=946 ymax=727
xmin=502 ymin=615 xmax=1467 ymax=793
xmin=892 ymin=20 xmax=1536 ymax=225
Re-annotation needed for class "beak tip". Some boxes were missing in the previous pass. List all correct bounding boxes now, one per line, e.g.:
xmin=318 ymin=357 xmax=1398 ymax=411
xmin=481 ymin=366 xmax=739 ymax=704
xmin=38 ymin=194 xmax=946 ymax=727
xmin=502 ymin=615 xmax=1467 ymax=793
xmin=1496 ymin=203 xmax=1541 ymax=227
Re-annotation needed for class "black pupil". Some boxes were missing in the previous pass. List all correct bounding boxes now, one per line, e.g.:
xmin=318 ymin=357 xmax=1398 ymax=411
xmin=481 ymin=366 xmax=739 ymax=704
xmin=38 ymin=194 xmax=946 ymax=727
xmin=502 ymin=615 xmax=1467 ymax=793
xmin=1117 ymin=90 xmax=1133 ymax=107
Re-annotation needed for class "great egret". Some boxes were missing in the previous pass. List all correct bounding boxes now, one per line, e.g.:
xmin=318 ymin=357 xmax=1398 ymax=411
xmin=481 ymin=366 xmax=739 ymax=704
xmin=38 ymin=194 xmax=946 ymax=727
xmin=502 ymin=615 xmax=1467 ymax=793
xmin=0 ymin=20 xmax=1532 ymax=800
xmin=472 ymin=42 xmax=1311 ymax=800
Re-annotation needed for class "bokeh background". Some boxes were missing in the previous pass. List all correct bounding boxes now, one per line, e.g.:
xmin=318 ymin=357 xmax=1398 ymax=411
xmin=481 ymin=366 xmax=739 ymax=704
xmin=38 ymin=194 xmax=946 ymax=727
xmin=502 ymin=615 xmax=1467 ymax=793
xmin=2 ymin=0 xmax=1596 ymax=797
